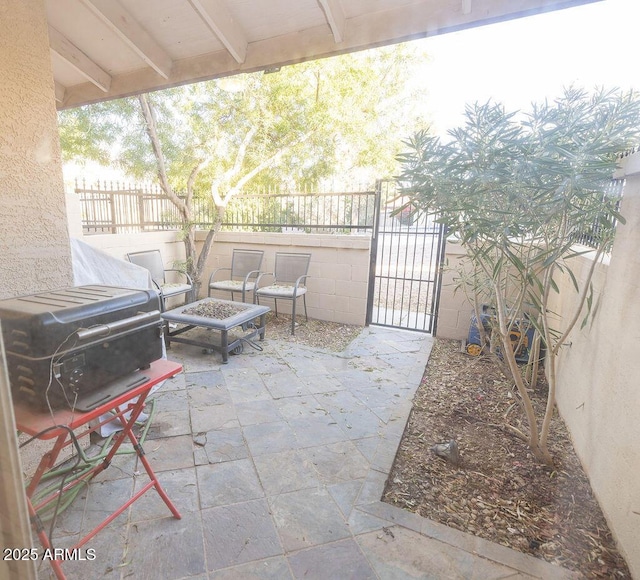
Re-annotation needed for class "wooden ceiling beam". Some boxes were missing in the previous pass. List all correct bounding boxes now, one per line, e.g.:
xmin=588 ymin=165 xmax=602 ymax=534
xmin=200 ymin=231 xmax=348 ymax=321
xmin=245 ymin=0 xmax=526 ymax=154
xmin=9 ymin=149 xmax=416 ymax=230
xmin=81 ymin=0 xmax=173 ymax=79
xmin=59 ymin=0 xmax=600 ymax=110
xmin=188 ymin=0 xmax=248 ymax=64
xmin=48 ymin=25 xmax=111 ymax=92
xmin=317 ymin=0 xmax=346 ymax=43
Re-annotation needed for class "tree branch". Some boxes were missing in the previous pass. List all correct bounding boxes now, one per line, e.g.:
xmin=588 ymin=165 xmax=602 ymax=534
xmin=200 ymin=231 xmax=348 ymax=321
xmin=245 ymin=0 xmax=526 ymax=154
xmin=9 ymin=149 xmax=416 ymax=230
xmin=223 ymin=125 xmax=258 ymax=183
xmin=218 ymin=130 xmax=315 ymax=205
xmin=138 ymin=95 xmax=189 ymax=218
xmin=186 ymin=158 xmax=210 ymax=208
xmin=551 ymin=244 xmax=607 ymax=357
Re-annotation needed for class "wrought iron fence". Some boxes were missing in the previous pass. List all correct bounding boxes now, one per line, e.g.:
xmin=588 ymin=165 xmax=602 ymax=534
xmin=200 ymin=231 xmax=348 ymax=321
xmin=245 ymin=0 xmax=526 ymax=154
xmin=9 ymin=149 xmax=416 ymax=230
xmin=76 ymin=176 xmax=623 ymax=246
xmin=76 ymin=179 xmax=376 ymax=235
xmin=219 ymin=191 xmax=375 ymax=233
xmin=571 ymin=177 xmax=625 ymax=249
xmin=76 ymin=180 xmax=181 ymax=234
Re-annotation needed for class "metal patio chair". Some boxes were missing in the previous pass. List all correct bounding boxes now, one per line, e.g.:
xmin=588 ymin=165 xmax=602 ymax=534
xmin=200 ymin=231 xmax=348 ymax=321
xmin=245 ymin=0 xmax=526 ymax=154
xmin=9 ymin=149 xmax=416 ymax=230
xmin=208 ymin=249 xmax=264 ymax=303
xmin=255 ymin=252 xmax=311 ymax=335
xmin=127 ymin=250 xmax=193 ymax=310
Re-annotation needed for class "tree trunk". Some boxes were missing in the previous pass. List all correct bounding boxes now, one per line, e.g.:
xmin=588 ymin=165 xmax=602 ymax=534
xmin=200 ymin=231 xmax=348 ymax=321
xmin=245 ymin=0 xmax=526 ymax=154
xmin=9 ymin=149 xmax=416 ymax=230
xmin=191 ymin=206 xmax=226 ymax=299
xmin=494 ymin=284 xmax=553 ymax=466
xmin=183 ymin=225 xmax=198 ymax=301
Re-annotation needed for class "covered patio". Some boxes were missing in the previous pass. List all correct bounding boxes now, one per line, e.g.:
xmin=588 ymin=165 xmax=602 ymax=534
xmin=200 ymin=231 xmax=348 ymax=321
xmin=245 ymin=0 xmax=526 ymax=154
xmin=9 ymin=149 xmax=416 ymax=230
xmin=3 ymin=1 xmax=631 ymax=579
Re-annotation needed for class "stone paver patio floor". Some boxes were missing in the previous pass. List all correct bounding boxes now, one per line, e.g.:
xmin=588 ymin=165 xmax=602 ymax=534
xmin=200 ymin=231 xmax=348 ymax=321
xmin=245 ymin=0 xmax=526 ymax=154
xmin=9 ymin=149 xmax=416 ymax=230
xmin=41 ymin=326 xmax=578 ymax=579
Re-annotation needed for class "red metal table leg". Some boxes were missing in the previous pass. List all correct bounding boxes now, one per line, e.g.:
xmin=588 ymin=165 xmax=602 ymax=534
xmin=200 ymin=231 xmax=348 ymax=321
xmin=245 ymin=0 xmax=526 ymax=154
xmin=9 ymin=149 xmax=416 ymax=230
xmin=27 ymin=497 xmax=66 ymax=580
xmin=17 ymin=361 xmax=184 ymax=579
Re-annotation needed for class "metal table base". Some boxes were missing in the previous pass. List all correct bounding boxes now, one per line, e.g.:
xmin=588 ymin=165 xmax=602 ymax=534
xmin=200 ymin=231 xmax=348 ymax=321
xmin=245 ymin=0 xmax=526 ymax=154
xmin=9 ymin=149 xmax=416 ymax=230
xmin=162 ymin=298 xmax=270 ymax=363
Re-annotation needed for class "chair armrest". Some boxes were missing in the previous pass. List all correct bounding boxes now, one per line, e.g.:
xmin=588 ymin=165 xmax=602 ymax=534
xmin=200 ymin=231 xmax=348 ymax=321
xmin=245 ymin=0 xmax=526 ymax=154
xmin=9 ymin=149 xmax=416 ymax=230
xmin=243 ymin=269 xmax=262 ymax=285
xmin=256 ymin=272 xmax=274 ymax=289
xmin=164 ymin=268 xmax=193 ymax=286
xmin=208 ymin=267 xmax=232 ymax=285
xmin=294 ymin=275 xmax=309 ymax=290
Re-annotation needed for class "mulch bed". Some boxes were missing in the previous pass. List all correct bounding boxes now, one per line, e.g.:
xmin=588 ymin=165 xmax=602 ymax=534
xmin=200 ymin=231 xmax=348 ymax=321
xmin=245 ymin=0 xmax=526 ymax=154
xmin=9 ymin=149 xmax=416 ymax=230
xmin=383 ymin=338 xmax=631 ymax=579
xmin=262 ymin=312 xmax=362 ymax=352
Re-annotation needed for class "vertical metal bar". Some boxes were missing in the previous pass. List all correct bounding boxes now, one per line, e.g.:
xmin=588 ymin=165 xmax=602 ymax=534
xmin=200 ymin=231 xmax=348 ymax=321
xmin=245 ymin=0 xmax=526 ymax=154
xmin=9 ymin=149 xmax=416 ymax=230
xmin=408 ymin=209 xmax=421 ymax=329
xmin=365 ymin=180 xmax=383 ymax=326
xmin=391 ymin=189 xmax=403 ymax=327
xmin=416 ymin=223 xmax=431 ymax=331
xmin=382 ymin=183 xmax=391 ymax=325
xmin=109 ymin=187 xmax=116 ymax=234
xmin=431 ymin=222 xmax=448 ymax=335
xmin=422 ymin=225 xmax=437 ymax=331
xmin=399 ymin=196 xmax=414 ymax=328
xmin=138 ymin=189 xmax=145 ymax=233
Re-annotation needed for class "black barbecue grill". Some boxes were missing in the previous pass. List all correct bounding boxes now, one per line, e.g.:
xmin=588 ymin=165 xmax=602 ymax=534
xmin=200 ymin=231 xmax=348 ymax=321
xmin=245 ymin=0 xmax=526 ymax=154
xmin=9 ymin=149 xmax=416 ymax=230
xmin=0 ymin=285 xmax=164 ymax=410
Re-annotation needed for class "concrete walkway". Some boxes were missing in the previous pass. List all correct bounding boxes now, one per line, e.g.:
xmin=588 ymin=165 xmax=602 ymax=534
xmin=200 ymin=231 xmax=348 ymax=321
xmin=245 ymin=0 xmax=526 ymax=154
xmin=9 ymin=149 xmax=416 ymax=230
xmin=45 ymin=326 xmax=578 ymax=580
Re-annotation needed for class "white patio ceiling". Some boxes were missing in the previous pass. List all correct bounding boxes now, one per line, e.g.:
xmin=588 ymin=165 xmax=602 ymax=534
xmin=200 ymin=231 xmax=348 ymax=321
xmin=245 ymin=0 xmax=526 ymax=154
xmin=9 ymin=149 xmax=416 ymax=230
xmin=50 ymin=0 xmax=599 ymax=110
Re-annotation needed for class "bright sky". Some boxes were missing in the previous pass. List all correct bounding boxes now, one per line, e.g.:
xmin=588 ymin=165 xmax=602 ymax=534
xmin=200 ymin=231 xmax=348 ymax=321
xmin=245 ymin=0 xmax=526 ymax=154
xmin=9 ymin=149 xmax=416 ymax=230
xmin=417 ymin=0 xmax=640 ymax=134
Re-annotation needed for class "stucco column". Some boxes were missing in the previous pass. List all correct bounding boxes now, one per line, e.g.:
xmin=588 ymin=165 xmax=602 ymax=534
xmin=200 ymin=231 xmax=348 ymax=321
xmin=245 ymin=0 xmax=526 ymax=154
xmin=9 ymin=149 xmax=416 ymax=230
xmin=0 ymin=0 xmax=73 ymax=299
xmin=0 ymin=2 xmax=71 ymax=578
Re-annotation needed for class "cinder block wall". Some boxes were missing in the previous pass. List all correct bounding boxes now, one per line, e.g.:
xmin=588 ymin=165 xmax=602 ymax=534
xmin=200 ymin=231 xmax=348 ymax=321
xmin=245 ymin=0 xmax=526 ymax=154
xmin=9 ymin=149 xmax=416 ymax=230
xmin=77 ymin=231 xmax=187 ymax=266
xmin=434 ymin=241 xmax=473 ymax=340
xmin=79 ymin=230 xmax=372 ymax=326
xmin=199 ymin=231 xmax=371 ymax=326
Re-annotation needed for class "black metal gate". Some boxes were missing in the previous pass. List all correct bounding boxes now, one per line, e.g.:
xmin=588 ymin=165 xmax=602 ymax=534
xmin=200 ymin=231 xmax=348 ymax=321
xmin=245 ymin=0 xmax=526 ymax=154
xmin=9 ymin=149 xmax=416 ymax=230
xmin=366 ymin=180 xmax=446 ymax=333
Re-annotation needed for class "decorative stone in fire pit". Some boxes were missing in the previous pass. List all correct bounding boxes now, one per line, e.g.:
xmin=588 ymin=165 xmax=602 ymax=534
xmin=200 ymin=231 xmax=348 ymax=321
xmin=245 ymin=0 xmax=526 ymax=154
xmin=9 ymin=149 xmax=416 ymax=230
xmin=182 ymin=301 xmax=249 ymax=320
xmin=161 ymin=298 xmax=270 ymax=363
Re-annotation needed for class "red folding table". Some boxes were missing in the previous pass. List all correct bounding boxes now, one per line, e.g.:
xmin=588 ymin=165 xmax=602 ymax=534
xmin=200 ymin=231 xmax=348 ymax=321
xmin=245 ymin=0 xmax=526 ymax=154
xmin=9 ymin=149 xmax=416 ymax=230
xmin=14 ymin=359 xmax=183 ymax=580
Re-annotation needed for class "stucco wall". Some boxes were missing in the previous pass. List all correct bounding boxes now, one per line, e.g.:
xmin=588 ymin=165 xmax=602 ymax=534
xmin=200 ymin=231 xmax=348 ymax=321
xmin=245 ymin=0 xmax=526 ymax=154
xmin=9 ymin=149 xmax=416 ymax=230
xmin=549 ymin=158 xmax=640 ymax=579
xmin=0 ymin=1 xmax=65 ymax=577
xmin=0 ymin=0 xmax=73 ymax=300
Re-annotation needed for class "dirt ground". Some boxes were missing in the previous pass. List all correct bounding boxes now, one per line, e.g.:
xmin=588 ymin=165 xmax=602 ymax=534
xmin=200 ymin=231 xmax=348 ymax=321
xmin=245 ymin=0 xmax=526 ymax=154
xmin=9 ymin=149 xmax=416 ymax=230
xmin=263 ymin=311 xmax=362 ymax=352
xmin=382 ymin=338 xmax=631 ymax=579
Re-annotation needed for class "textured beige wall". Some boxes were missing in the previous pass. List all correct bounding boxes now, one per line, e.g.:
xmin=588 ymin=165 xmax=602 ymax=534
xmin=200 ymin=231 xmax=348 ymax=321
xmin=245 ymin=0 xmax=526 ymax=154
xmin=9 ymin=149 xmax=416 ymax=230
xmin=79 ymin=231 xmax=187 ymax=266
xmin=79 ymin=231 xmax=371 ymax=325
xmin=0 ymin=1 xmax=64 ymax=577
xmin=434 ymin=240 xmax=473 ymax=339
xmin=199 ymin=231 xmax=371 ymax=326
xmin=0 ymin=0 xmax=73 ymax=300
xmin=550 ymin=157 xmax=640 ymax=579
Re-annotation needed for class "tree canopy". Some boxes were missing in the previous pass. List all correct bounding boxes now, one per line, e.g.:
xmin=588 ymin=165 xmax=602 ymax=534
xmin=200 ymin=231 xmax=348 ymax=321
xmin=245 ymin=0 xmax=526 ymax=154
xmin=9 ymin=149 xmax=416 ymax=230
xmin=59 ymin=44 xmax=429 ymax=192
xmin=58 ymin=44 xmax=430 ymax=293
xmin=398 ymin=86 xmax=640 ymax=464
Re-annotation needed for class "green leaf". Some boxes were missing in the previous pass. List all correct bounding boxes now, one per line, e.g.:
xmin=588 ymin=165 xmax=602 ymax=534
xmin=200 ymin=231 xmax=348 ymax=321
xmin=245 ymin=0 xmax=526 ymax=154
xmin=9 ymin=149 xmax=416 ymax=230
xmin=566 ymin=267 xmax=580 ymax=293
